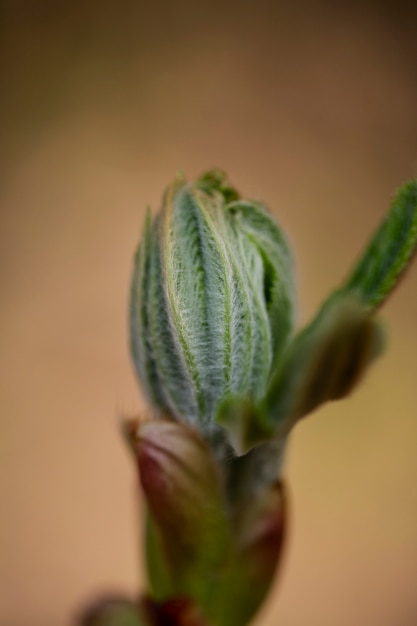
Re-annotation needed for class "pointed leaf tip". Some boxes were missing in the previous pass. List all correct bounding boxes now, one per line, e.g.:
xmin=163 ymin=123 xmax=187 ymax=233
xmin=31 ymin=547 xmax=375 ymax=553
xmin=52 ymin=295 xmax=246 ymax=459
xmin=343 ymin=179 xmax=417 ymax=310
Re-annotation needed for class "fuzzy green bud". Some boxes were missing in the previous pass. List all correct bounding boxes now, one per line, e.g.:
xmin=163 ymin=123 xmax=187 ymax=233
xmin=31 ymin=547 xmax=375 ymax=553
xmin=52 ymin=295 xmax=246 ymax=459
xmin=130 ymin=170 xmax=295 ymax=441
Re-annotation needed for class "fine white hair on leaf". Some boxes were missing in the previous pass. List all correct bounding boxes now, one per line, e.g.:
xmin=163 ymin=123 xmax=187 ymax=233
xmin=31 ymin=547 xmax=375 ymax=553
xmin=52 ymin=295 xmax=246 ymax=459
xmin=130 ymin=171 xmax=296 ymax=444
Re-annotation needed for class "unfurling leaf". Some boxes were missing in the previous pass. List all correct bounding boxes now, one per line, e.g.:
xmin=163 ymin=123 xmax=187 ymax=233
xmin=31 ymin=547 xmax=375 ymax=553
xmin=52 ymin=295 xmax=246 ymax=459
xmin=264 ymin=294 xmax=385 ymax=434
xmin=342 ymin=179 xmax=417 ymax=310
xmin=262 ymin=180 xmax=417 ymax=435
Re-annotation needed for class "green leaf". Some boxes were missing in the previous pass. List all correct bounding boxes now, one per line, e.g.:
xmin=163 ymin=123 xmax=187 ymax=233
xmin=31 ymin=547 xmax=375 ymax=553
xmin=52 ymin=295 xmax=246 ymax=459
xmin=264 ymin=294 xmax=385 ymax=434
xmin=225 ymin=198 xmax=296 ymax=360
xmin=342 ymin=179 xmax=417 ymax=310
xmin=260 ymin=180 xmax=416 ymax=441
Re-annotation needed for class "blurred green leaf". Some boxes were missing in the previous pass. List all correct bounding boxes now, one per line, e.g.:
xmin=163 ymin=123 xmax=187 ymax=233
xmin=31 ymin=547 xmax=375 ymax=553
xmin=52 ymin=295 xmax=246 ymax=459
xmin=264 ymin=294 xmax=385 ymax=433
xmin=261 ymin=180 xmax=416 ymax=441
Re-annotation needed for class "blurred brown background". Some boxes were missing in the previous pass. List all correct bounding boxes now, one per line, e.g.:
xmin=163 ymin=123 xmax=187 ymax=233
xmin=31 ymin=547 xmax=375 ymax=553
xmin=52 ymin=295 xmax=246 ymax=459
xmin=1 ymin=1 xmax=417 ymax=625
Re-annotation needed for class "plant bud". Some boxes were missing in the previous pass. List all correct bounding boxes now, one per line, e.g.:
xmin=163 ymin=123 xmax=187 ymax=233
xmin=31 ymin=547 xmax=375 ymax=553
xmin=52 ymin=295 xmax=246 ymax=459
xmin=130 ymin=170 xmax=295 ymax=441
